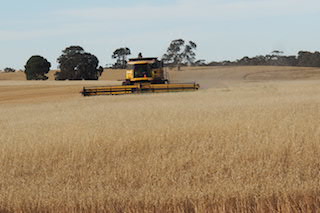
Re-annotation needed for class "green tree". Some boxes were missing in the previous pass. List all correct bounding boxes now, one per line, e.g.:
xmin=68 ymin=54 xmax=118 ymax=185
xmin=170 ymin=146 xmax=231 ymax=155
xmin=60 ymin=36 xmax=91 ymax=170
xmin=162 ymin=39 xmax=197 ymax=70
xmin=55 ymin=46 xmax=103 ymax=80
xmin=271 ymin=50 xmax=284 ymax=56
xmin=183 ymin=41 xmax=197 ymax=65
xmin=24 ymin=55 xmax=51 ymax=80
xmin=4 ymin=67 xmax=15 ymax=73
xmin=111 ymin=47 xmax=131 ymax=69
xmin=297 ymin=51 xmax=320 ymax=67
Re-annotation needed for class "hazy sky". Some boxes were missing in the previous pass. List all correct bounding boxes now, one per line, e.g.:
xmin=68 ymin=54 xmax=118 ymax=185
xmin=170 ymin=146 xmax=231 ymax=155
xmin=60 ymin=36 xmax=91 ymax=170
xmin=1 ymin=0 xmax=320 ymax=69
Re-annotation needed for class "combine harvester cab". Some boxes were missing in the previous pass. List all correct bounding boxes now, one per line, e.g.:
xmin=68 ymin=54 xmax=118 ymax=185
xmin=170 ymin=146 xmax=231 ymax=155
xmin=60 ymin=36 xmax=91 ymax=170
xmin=81 ymin=57 xmax=199 ymax=96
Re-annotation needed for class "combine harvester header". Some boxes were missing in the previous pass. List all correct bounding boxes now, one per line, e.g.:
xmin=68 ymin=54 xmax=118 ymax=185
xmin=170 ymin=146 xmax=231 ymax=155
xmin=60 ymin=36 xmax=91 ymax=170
xmin=81 ymin=57 xmax=199 ymax=96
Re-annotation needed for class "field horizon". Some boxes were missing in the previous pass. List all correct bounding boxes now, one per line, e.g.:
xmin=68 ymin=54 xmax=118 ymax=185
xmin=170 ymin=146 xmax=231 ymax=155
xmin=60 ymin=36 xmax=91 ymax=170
xmin=1 ymin=65 xmax=320 ymax=104
xmin=1 ymin=66 xmax=320 ymax=212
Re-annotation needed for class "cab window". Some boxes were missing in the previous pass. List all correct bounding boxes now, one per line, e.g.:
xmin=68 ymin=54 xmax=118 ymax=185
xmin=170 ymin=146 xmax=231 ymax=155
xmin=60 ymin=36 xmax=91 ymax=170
xmin=134 ymin=64 xmax=152 ymax=77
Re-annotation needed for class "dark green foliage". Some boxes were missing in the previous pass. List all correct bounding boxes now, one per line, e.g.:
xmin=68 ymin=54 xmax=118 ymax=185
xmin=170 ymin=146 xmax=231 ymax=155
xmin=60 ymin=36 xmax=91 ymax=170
xmin=297 ymin=51 xmax=320 ymax=67
xmin=24 ymin=56 xmax=51 ymax=80
xmin=4 ymin=67 xmax=15 ymax=72
xmin=194 ymin=59 xmax=207 ymax=66
xmin=112 ymin=47 xmax=131 ymax=69
xmin=162 ymin=39 xmax=197 ymax=70
xmin=55 ymin=46 xmax=103 ymax=80
xmin=209 ymin=50 xmax=320 ymax=67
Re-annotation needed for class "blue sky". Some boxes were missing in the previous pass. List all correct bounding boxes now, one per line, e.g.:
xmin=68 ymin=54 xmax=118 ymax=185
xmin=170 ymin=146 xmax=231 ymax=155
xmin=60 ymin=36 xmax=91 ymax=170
xmin=1 ymin=0 xmax=320 ymax=69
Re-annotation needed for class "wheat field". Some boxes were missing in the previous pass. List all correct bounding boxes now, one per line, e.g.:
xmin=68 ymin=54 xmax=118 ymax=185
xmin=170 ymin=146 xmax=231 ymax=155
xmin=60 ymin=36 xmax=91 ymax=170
xmin=1 ymin=66 xmax=320 ymax=212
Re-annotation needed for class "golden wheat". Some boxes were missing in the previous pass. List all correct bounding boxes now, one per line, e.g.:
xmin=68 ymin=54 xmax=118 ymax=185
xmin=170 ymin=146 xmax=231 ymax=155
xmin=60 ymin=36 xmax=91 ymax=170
xmin=0 ymin=67 xmax=320 ymax=212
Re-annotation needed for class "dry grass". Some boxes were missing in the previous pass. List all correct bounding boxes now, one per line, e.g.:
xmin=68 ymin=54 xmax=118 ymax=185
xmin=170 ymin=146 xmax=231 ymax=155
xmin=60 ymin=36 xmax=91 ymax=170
xmin=1 ymin=66 xmax=320 ymax=212
xmin=0 ymin=69 xmax=125 ymax=81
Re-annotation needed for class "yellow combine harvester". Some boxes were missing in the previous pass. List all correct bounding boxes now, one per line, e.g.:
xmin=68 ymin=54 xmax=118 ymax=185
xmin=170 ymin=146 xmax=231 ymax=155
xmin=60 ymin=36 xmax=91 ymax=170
xmin=81 ymin=57 xmax=199 ymax=96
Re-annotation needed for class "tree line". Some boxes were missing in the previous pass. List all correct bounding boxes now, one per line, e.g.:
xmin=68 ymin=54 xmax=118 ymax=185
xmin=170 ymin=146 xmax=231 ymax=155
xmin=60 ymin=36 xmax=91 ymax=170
xmin=111 ymin=39 xmax=197 ymax=70
xmin=23 ymin=38 xmax=197 ymax=80
xmin=24 ymin=46 xmax=104 ymax=80
xmin=9 ymin=41 xmax=320 ymax=80
xmin=207 ymin=50 xmax=320 ymax=67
